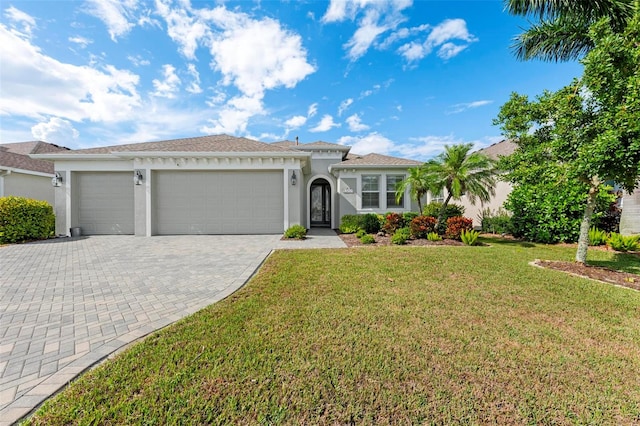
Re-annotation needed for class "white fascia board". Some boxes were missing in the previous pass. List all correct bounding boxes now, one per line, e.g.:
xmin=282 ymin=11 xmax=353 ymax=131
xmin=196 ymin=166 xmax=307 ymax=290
xmin=31 ymin=154 xmax=121 ymax=161
xmin=0 ymin=167 xmax=53 ymax=177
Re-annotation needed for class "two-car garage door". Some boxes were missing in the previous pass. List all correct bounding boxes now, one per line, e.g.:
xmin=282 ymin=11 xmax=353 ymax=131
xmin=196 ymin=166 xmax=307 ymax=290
xmin=153 ymin=170 xmax=284 ymax=235
xmin=75 ymin=170 xmax=284 ymax=235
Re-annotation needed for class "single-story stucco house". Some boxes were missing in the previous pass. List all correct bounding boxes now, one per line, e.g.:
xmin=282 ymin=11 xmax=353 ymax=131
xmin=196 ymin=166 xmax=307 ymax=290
xmin=0 ymin=141 xmax=69 ymax=205
xmin=31 ymin=135 xmax=423 ymax=237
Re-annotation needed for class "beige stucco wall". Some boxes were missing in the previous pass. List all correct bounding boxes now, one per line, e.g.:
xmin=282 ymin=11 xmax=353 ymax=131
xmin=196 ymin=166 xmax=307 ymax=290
xmin=456 ymin=180 xmax=513 ymax=228
xmin=2 ymin=172 xmax=54 ymax=205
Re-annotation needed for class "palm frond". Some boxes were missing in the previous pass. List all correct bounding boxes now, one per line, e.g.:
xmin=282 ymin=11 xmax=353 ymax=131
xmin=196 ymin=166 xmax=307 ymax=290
xmin=512 ymin=18 xmax=594 ymax=61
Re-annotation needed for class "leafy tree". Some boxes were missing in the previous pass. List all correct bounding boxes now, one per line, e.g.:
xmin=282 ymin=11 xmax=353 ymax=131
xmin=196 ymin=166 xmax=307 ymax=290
xmin=422 ymin=143 xmax=496 ymax=229
xmin=495 ymin=16 xmax=640 ymax=263
xmin=395 ymin=166 xmax=432 ymax=213
xmin=505 ymin=0 xmax=635 ymax=61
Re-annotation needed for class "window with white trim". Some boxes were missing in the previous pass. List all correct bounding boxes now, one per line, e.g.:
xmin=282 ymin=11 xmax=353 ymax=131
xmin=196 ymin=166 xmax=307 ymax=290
xmin=431 ymin=190 xmax=445 ymax=203
xmin=361 ymin=175 xmax=380 ymax=208
xmin=386 ymin=175 xmax=404 ymax=208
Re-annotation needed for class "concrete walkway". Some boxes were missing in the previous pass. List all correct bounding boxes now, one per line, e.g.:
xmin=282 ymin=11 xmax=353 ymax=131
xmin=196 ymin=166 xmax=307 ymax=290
xmin=0 ymin=232 xmax=345 ymax=425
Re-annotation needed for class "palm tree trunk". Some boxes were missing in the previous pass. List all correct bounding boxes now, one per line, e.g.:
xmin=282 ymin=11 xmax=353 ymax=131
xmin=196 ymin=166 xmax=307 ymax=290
xmin=576 ymin=179 xmax=600 ymax=264
xmin=437 ymin=192 xmax=453 ymax=234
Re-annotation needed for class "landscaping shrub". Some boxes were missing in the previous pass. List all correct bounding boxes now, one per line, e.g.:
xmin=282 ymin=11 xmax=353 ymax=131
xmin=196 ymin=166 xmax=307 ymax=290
xmin=409 ymin=215 xmax=437 ymax=239
xmin=383 ymin=213 xmax=405 ymax=234
xmin=283 ymin=224 xmax=307 ymax=239
xmin=360 ymin=213 xmax=381 ymax=234
xmin=607 ymin=233 xmax=640 ymax=252
xmin=505 ymin=182 xmax=615 ymax=243
xmin=355 ymin=229 xmax=367 ymax=238
xmin=478 ymin=208 xmax=512 ymax=234
xmin=588 ymin=227 xmax=608 ymax=246
xmin=427 ymin=232 xmax=442 ymax=241
xmin=391 ymin=227 xmax=411 ymax=245
xmin=422 ymin=202 xmax=464 ymax=220
xmin=0 ymin=196 xmax=55 ymax=244
xmin=339 ymin=214 xmax=361 ymax=234
xmin=460 ymin=229 xmax=480 ymax=246
xmin=339 ymin=213 xmax=380 ymax=234
xmin=445 ymin=216 xmax=473 ymax=240
xmin=402 ymin=212 xmax=419 ymax=223
xmin=360 ymin=234 xmax=375 ymax=244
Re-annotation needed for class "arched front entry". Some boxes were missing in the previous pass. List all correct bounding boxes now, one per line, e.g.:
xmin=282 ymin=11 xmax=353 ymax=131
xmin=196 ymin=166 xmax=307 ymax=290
xmin=310 ymin=178 xmax=331 ymax=227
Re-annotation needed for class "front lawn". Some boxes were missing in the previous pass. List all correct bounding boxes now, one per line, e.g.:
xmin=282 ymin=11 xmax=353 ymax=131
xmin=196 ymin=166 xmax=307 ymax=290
xmin=27 ymin=238 xmax=640 ymax=424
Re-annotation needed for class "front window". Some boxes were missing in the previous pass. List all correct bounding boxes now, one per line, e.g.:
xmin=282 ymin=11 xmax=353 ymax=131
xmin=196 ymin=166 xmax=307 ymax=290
xmin=362 ymin=175 xmax=379 ymax=208
xmin=386 ymin=175 xmax=404 ymax=208
xmin=431 ymin=190 xmax=445 ymax=203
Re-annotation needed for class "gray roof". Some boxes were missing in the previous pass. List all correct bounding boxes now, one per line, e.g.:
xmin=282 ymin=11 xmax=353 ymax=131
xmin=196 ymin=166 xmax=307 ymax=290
xmin=0 ymin=141 xmax=68 ymax=174
xmin=0 ymin=151 xmax=54 ymax=174
xmin=272 ymin=140 xmax=350 ymax=151
xmin=331 ymin=153 xmax=423 ymax=169
xmin=70 ymin=135 xmax=296 ymax=154
xmin=478 ymin=140 xmax=516 ymax=159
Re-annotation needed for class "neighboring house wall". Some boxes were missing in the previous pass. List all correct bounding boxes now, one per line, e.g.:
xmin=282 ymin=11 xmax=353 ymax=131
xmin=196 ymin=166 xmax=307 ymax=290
xmin=1 ymin=172 xmax=55 ymax=205
xmin=619 ymin=190 xmax=640 ymax=236
xmin=457 ymin=180 xmax=513 ymax=228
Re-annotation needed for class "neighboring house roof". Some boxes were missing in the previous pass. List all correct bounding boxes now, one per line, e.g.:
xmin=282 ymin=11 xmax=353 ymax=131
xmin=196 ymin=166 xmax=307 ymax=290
xmin=68 ymin=135 xmax=298 ymax=154
xmin=478 ymin=140 xmax=516 ymax=160
xmin=272 ymin=140 xmax=351 ymax=151
xmin=0 ymin=141 xmax=69 ymax=155
xmin=330 ymin=153 xmax=423 ymax=170
xmin=0 ymin=141 xmax=68 ymax=174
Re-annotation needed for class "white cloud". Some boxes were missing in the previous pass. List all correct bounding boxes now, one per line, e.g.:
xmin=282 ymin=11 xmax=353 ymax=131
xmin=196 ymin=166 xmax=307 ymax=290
xmin=346 ymin=113 xmax=369 ymax=132
xmin=84 ymin=0 xmax=139 ymax=41
xmin=127 ymin=54 xmax=150 ymax=66
xmin=309 ymin=114 xmax=340 ymax=133
xmin=200 ymin=95 xmax=264 ymax=135
xmin=307 ymin=103 xmax=318 ymax=117
xmin=338 ymin=98 xmax=353 ymax=116
xmin=446 ymin=100 xmax=493 ymax=115
xmin=322 ymin=0 xmax=412 ymax=61
xmin=398 ymin=18 xmax=477 ymax=63
xmin=31 ymin=117 xmax=79 ymax=144
xmin=155 ymin=3 xmax=315 ymax=136
xmin=185 ymin=63 xmax=202 ymax=94
xmin=338 ymin=132 xmax=395 ymax=155
xmin=68 ymin=36 xmax=93 ymax=48
xmin=285 ymin=115 xmax=307 ymax=128
xmin=437 ymin=42 xmax=468 ymax=60
xmin=152 ymin=64 xmax=181 ymax=98
xmin=0 ymin=24 xmax=141 ymax=123
xmin=4 ymin=6 xmax=36 ymax=37
xmin=378 ymin=23 xmax=429 ymax=49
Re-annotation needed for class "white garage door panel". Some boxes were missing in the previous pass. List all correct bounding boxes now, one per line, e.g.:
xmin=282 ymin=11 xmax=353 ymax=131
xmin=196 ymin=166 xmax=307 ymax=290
xmin=154 ymin=171 xmax=284 ymax=235
xmin=77 ymin=172 xmax=134 ymax=235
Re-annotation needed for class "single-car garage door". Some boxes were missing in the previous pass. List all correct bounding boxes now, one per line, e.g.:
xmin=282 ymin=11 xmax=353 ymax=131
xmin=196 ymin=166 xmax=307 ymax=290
xmin=154 ymin=170 xmax=284 ymax=234
xmin=76 ymin=172 xmax=134 ymax=235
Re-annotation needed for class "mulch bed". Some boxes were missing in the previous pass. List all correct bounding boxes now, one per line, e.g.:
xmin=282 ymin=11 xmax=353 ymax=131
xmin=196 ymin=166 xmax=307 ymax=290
xmin=534 ymin=259 xmax=640 ymax=291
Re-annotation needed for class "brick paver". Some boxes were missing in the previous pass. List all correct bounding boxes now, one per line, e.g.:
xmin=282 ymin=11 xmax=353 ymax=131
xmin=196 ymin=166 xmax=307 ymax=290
xmin=0 ymin=234 xmax=342 ymax=425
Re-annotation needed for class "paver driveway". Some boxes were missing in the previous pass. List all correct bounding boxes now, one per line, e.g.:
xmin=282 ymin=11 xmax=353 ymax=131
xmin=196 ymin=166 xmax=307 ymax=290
xmin=0 ymin=235 xmax=290 ymax=425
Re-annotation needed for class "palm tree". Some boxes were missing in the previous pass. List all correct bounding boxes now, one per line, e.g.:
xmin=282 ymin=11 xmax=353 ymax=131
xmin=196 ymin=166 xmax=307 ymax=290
xmin=422 ymin=144 xmax=497 ymax=227
xmin=506 ymin=0 xmax=635 ymax=61
xmin=395 ymin=166 xmax=432 ymax=214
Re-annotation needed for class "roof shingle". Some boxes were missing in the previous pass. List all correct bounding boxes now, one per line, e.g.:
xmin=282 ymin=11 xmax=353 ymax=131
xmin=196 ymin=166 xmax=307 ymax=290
xmin=332 ymin=153 xmax=422 ymax=168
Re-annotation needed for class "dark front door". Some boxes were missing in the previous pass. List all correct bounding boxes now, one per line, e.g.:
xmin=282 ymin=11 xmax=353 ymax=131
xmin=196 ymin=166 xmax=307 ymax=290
xmin=310 ymin=179 xmax=331 ymax=227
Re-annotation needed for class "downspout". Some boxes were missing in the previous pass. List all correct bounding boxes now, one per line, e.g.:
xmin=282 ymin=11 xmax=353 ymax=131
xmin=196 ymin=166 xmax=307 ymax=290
xmin=0 ymin=169 xmax=11 ymax=198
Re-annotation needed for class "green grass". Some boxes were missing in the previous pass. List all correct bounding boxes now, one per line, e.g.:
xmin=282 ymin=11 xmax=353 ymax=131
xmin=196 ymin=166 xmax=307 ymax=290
xmin=27 ymin=238 xmax=640 ymax=425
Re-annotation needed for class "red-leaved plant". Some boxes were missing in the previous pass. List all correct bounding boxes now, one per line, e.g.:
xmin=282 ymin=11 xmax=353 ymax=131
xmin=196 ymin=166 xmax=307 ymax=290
xmin=445 ymin=216 xmax=473 ymax=240
xmin=383 ymin=213 xmax=405 ymax=234
xmin=409 ymin=215 xmax=437 ymax=239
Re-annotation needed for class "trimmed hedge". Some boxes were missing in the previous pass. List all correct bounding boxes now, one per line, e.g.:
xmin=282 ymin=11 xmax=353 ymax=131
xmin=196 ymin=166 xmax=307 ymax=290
xmin=0 ymin=196 xmax=55 ymax=244
xmin=339 ymin=213 xmax=381 ymax=234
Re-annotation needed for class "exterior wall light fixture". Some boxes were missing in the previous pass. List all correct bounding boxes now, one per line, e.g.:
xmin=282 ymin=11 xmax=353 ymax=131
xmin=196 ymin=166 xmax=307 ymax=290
xmin=134 ymin=170 xmax=143 ymax=185
xmin=52 ymin=172 xmax=63 ymax=187
xmin=291 ymin=170 xmax=297 ymax=186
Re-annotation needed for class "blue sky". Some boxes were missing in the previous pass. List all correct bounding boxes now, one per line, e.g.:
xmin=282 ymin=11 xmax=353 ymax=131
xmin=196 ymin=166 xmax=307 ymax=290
xmin=0 ymin=0 xmax=583 ymax=159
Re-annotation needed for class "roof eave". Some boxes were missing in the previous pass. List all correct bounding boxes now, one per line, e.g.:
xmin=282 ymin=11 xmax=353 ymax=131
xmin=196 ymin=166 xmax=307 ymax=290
xmin=329 ymin=163 xmax=420 ymax=173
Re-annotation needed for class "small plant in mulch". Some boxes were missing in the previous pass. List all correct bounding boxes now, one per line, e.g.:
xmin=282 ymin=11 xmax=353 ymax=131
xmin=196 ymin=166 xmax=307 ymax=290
xmin=283 ymin=225 xmax=307 ymax=240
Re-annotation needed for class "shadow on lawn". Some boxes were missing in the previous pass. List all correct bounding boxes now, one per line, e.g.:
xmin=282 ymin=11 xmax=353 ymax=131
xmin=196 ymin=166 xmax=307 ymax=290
xmin=479 ymin=236 xmax=536 ymax=248
xmin=588 ymin=252 xmax=640 ymax=275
